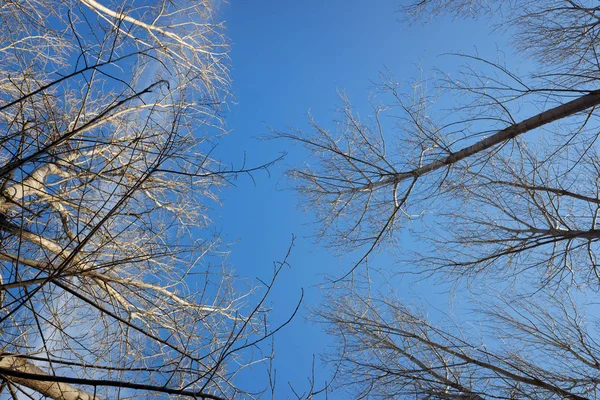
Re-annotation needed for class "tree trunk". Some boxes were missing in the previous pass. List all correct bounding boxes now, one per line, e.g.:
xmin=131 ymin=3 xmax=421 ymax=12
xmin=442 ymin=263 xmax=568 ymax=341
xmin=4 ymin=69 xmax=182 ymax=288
xmin=0 ymin=356 xmax=100 ymax=400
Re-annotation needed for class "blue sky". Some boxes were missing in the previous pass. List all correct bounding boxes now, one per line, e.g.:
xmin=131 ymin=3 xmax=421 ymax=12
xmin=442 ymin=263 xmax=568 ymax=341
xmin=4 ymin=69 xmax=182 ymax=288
xmin=214 ymin=1 xmax=516 ymax=397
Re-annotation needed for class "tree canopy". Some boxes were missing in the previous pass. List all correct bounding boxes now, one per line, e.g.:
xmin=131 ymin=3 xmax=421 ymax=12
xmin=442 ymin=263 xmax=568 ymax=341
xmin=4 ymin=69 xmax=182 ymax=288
xmin=0 ymin=1 xmax=279 ymax=398
xmin=4 ymin=0 xmax=600 ymax=399
xmin=283 ymin=0 xmax=600 ymax=398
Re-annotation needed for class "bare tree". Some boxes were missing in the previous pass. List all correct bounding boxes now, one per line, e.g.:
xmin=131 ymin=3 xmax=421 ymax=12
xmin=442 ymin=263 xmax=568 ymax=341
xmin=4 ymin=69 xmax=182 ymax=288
xmin=282 ymin=0 xmax=600 ymax=398
xmin=0 ymin=1 xmax=280 ymax=399
xmin=319 ymin=284 xmax=600 ymax=399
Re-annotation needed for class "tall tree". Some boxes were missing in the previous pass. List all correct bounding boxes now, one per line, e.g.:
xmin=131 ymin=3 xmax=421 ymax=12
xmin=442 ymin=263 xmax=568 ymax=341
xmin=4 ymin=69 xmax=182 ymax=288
xmin=284 ymin=0 xmax=600 ymax=398
xmin=0 ymin=1 xmax=276 ymax=398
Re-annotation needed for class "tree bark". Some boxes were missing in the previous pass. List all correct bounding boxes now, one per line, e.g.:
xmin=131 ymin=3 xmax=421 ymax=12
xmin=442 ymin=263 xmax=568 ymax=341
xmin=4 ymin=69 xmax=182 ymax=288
xmin=0 ymin=356 xmax=100 ymax=400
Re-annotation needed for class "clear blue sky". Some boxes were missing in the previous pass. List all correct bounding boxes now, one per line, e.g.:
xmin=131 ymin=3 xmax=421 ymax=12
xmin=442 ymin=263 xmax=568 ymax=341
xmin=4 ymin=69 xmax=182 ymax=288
xmin=213 ymin=1 xmax=515 ymax=397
